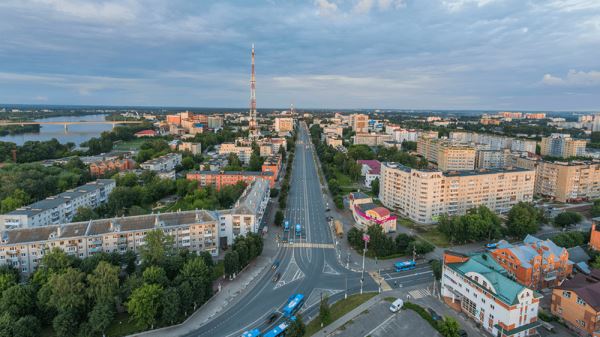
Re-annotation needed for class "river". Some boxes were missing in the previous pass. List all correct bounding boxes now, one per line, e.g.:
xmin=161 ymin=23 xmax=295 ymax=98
xmin=0 ymin=114 xmax=113 ymax=145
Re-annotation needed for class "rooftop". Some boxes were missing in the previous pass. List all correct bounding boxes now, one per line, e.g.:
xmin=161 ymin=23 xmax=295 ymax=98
xmin=230 ymin=179 xmax=270 ymax=214
xmin=4 ymin=179 xmax=116 ymax=217
xmin=357 ymin=160 xmax=381 ymax=175
xmin=556 ymin=270 xmax=600 ymax=311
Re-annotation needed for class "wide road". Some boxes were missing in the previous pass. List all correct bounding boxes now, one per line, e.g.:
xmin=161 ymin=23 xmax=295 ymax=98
xmin=183 ymin=123 xmax=380 ymax=337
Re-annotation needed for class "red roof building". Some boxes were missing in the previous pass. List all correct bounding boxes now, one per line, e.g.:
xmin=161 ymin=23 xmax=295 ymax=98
xmin=134 ymin=130 xmax=157 ymax=138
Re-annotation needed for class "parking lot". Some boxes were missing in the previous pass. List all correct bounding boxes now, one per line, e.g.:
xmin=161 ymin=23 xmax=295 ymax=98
xmin=325 ymin=296 xmax=440 ymax=337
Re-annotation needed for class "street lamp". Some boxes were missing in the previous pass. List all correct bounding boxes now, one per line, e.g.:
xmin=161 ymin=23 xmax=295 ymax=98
xmin=361 ymin=234 xmax=370 ymax=295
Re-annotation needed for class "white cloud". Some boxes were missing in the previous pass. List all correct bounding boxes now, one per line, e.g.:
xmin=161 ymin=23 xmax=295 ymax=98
xmin=353 ymin=0 xmax=406 ymax=13
xmin=540 ymin=0 xmax=600 ymax=13
xmin=442 ymin=0 xmax=498 ymax=12
xmin=26 ymin=0 xmax=139 ymax=23
xmin=542 ymin=70 xmax=600 ymax=86
xmin=315 ymin=0 xmax=339 ymax=17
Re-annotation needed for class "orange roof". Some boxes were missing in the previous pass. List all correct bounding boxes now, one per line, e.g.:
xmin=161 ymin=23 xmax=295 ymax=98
xmin=370 ymin=207 xmax=390 ymax=218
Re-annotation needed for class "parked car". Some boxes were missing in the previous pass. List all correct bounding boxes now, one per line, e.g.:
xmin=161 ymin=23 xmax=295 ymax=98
xmin=458 ymin=329 xmax=468 ymax=337
xmin=389 ymin=299 xmax=404 ymax=313
xmin=427 ymin=308 xmax=442 ymax=321
xmin=272 ymin=272 xmax=281 ymax=283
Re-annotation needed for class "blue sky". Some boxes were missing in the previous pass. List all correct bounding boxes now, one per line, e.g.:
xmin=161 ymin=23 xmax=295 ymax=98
xmin=0 ymin=0 xmax=599 ymax=110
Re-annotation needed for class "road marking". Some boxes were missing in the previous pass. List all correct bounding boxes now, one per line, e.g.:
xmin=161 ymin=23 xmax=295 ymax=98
xmin=282 ymin=242 xmax=335 ymax=248
xmin=369 ymin=271 xmax=392 ymax=291
xmin=383 ymin=270 xmax=434 ymax=281
xmin=408 ymin=288 xmax=431 ymax=299
xmin=364 ymin=312 xmax=396 ymax=337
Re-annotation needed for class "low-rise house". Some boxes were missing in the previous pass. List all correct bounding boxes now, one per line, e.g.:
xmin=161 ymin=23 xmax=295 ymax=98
xmin=90 ymin=158 xmax=135 ymax=176
xmin=489 ymin=235 xmax=573 ymax=290
xmin=551 ymin=269 xmax=600 ymax=335
xmin=357 ymin=160 xmax=381 ymax=187
xmin=140 ymin=153 xmax=182 ymax=172
xmin=442 ymin=251 xmax=541 ymax=337
xmin=591 ymin=219 xmax=600 ymax=252
xmin=134 ymin=129 xmax=157 ymax=138
xmin=187 ymin=171 xmax=275 ymax=189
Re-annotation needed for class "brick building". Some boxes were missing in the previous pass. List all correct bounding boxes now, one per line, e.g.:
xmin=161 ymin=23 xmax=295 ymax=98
xmin=551 ymin=269 xmax=600 ymax=335
xmin=90 ymin=158 xmax=135 ymax=176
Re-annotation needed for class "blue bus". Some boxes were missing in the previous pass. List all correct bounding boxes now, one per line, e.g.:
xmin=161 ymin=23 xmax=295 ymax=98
xmin=263 ymin=317 xmax=296 ymax=337
xmin=284 ymin=221 xmax=290 ymax=232
xmin=295 ymin=224 xmax=301 ymax=235
xmin=282 ymin=294 xmax=304 ymax=317
xmin=241 ymin=329 xmax=261 ymax=337
xmin=395 ymin=260 xmax=416 ymax=272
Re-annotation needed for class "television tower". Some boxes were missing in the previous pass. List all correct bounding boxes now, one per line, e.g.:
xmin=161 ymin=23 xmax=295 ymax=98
xmin=249 ymin=44 xmax=259 ymax=137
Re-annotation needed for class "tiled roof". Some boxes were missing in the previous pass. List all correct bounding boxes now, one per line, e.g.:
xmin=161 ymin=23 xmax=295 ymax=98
xmin=556 ymin=270 xmax=600 ymax=311
xmin=371 ymin=207 xmax=390 ymax=218
xmin=357 ymin=160 xmax=381 ymax=175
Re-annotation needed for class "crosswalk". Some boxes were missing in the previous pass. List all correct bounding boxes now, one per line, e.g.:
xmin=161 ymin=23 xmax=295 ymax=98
xmin=282 ymin=242 xmax=335 ymax=249
xmin=408 ymin=288 xmax=431 ymax=299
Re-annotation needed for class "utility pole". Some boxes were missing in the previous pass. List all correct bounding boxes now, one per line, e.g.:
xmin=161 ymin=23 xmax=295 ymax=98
xmin=361 ymin=234 xmax=369 ymax=295
xmin=345 ymin=275 xmax=348 ymax=299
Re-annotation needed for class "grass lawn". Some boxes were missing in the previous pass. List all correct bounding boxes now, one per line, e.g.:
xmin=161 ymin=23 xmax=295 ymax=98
xmin=106 ymin=312 xmax=142 ymax=337
xmin=305 ymin=292 xmax=377 ymax=336
xmin=397 ymin=218 xmax=450 ymax=248
xmin=113 ymin=138 xmax=146 ymax=151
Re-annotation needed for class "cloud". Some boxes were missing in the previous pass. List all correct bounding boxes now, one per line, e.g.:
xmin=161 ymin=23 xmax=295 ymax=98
xmin=315 ymin=0 xmax=338 ymax=17
xmin=540 ymin=0 xmax=600 ymax=13
xmin=24 ymin=0 xmax=138 ymax=23
xmin=542 ymin=70 xmax=600 ymax=87
xmin=442 ymin=0 xmax=498 ymax=12
xmin=353 ymin=0 xmax=406 ymax=13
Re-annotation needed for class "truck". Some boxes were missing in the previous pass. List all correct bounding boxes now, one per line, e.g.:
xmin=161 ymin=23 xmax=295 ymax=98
xmin=295 ymin=224 xmax=301 ymax=236
xmin=334 ymin=220 xmax=344 ymax=238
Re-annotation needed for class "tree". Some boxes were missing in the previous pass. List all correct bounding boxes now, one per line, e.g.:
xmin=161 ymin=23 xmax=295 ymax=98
xmin=142 ymin=265 xmax=169 ymax=287
xmin=52 ymin=309 xmax=79 ymax=337
xmin=248 ymin=152 xmax=264 ymax=171
xmin=371 ymin=178 xmax=380 ymax=196
xmin=179 ymin=257 xmax=211 ymax=306
xmin=286 ymin=314 xmax=306 ymax=337
xmin=139 ymin=229 xmax=175 ymax=267
xmin=0 ymin=284 xmax=36 ymax=317
xmin=87 ymin=301 xmax=115 ymax=336
xmin=43 ymin=268 xmax=87 ymax=313
xmin=224 ymin=251 xmax=240 ymax=277
xmin=0 ymin=189 xmax=29 ymax=213
xmin=591 ymin=255 xmax=600 ymax=269
xmin=127 ymin=283 xmax=164 ymax=329
xmin=554 ymin=211 xmax=582 ymax=228
xmin=550 ymin=231 xmax=587 ymax=248
xmin=319 ymin=294 xmax=331 ymax=326
xmin=161 ymin=287 xmax=181 ymax=325
xmin=431 ymin=260 xmax=442 ymax=280
xmin=87 ymin=261 xmax=120 ymax=305
xmin=438 ymin=317 xmax=461 ymax=337
xmin=274 ymin=210 xmax=284 ymax=226
xmin=506 ymin=202 xmax=542 ymax=238
xmin=12 ymin=315 xmax=41 ymax=337
xmin=181 ymin=156 xmax=195 ymax=170
xmin=71 ymin=207 xmax=99 ymax=222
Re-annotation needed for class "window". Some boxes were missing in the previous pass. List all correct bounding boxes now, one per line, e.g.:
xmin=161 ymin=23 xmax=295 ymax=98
xmin=576 ymin=297 xmax=585 ymax=306
xmin=563 ymin=291 xmax=571 ymax=299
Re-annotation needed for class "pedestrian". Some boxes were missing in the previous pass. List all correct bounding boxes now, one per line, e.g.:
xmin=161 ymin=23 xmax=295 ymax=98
xmin=394 ymin=281 xmax=397 ymax=288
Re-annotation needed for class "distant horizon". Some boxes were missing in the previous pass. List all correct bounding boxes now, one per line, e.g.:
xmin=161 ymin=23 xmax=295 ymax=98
xmin=1 ymin=103 xmax=597 ymax=114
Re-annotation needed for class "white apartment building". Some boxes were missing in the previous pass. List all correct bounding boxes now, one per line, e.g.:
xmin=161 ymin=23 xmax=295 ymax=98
xmin=179 ymin=142 xmax=202 ymax=155
xmin=379 ymin=162 xmax=535 ymax=224
xmin=216 ymin=179 xmax=270 ymax=246
xmin=0 ymin=210 xmax=219 ymax=275
xmin=450 ymin=131 xmax=536 ymax=153
xmin=140 ymin=153 xmax=182 ymax=172
xmin=218 ymin=143 xmax=253 ymax=164
xmin=476 ymin=149 xmax=512 ymax=169
xmin=0 ymin=179 xmax=116 ymax=230
xmin=442 ymin=251 xmax=541 ymax=337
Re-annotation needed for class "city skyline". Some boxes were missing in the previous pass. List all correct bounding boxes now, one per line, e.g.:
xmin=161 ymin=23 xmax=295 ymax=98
xmin=1 ymin=0 xmax=599 ymax=110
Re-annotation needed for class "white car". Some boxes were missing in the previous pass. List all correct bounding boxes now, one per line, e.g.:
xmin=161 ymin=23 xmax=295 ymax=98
xmin=389 ymin=299 xmax=404 ymax=313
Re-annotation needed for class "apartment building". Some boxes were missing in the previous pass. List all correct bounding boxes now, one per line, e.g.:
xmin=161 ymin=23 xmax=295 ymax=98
xmin=353 ymin=133 xmax=393 ymax=146
xmin=261 ymin=155 xmax=282 ymax=180
xmin=186 ymin=171 xmax=275 ymax=189
xmin=540 ymin=134 xmax=586 ymax=158
xmin=442 ymin=251 xmax=541 ymax=337
xmin=525 ymin=113 xmax=546 ymax=119
xmin=379 ymin=162 xmax=534 ymax=224
xmin=499 ymin=112 xmax=523 ymax=119
xmin=348 ymin=192 xmax=396 ymax=233
xmin=418 ymin=137 xmax=476 ymax=171
xmin=489 ymin=235 xmax=573 ymax=290
xmin=0 ymin=210 xmax=220 ymax=275
xmin=218 ymin=143 xmax=253 ymax=164
xmin=520 ymin=160 xmax=600 ymax=202
xmin=551 ymin=269 xmax=600 ymax=335
xmin=449 ymin=132 xmax=536 ymax=153
xmin=208 ymin=115 xmax=224 ymax=129
xmin=90 ymin=158 xmax=135 ymax=176
xmin=0 ymin=180 xmax=116 ymax=230
xmin=274 ymin=117 xmax=294 ymax=133
xmin=179 ymin=142 xmax=202 ymax=155
xmin=140 ymin=153 xmax=182 ymax=172
xmin=216 ymin=179 xmax=270 ymax=246
xmin=352 ymin=114 xmax=369 ymax=133
xmin=323 ymin=126 xmax=343 ymax=137
xmin=476 ymin=149 xmax=512 ymax=169
xmin=357 ymin=160 xmax=381 ymax=187
xmin=325 ymin=134 xmax=343 ymax=147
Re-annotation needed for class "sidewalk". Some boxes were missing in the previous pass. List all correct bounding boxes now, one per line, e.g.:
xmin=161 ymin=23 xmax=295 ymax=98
xmin=311 ymin=293 xmax=384 ymax=337
xmin=130 ymin=215 xmax=281 ymax=337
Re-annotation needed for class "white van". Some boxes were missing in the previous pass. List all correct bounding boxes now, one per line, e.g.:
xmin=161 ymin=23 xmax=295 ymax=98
xmin=389 ymin=299 xmax=404 ymax=313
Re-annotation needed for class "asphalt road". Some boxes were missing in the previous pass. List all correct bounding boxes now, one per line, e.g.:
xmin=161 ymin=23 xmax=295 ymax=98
xmin=182 ymin=123 xmax=424 ymax=337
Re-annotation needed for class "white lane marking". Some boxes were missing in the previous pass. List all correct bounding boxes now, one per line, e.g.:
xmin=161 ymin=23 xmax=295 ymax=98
xmin=364 ymin=313 xmax=396 ymax=337
xmin=384 ymin=271 xmax=434 ymax=281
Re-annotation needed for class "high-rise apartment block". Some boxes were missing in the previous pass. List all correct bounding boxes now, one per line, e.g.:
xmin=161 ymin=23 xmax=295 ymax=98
xmin=352 ymin=114 xmax=369 ymax=133
xmin=379 ymin=163 xmax=534 ymax=224
xmin=417 ymin=137 xmax=476 ymax=171
xmin=353 ymin=133 xmax=393 ymax=146
xmin=540 ymin=134 xmax=586 ymax=158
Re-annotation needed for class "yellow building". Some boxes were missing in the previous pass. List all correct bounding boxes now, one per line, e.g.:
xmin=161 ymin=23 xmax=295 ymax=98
xmin=379 ymin=162 xmax=535 ymax=224
xmin=274 ymin=117 xmax=294 ymax=133
xmin=524 ymin=160 xmax=600 ymax=202
xmin=417 ymin=137 xmax=476 ymax=171
xmin=353 ymin=133 xmax=393 ymax=146
xmin=352 ymin=114 xmax=369 ymax=133
xmin=540 ymin=134 xmax=586 ymax=158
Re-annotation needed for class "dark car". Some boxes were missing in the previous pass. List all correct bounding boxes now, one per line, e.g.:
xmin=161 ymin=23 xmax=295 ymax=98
xmin=427 ymin=308 xmax=442 ymax=321
xmin=271 ymin=260 xmax=280 ymax=270
xmin=325 ymin=208 xmax=331 ymax=212
xmin=272 ymin=272 xmax=281 ymax=283
xmin=458 ymin=329 xmax=468 ymax=337
xmin=266 ymin=312 xmax=279 ymax=324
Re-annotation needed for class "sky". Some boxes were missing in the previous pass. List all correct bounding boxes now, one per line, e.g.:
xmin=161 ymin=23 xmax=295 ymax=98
xmin=0 ymin=0 xmax=599 ymax=110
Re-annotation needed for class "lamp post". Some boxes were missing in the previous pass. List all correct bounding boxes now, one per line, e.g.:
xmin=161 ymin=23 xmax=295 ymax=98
xmin=361 ymin=234 xmax=370 ymax=295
